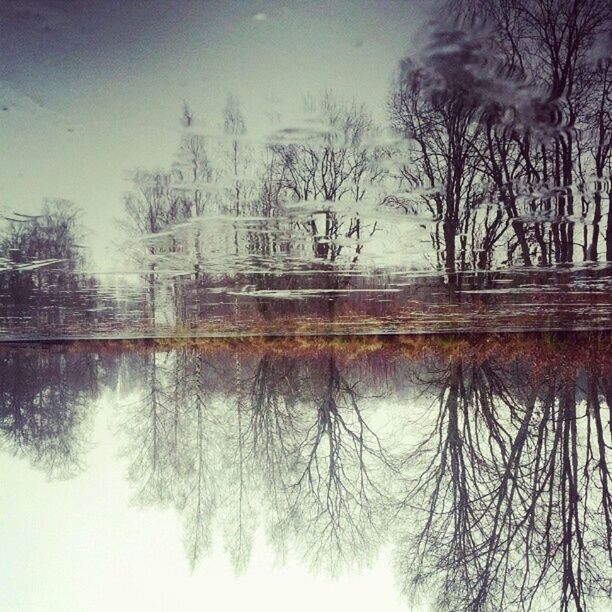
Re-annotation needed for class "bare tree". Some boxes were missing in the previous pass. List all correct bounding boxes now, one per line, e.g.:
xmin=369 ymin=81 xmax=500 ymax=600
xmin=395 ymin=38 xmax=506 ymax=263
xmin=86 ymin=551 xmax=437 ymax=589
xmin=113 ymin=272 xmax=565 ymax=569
xmin=393 ymin=354 xmax=612 ymax=611
xmin=268 ymin=92 xmax=384 ymax=262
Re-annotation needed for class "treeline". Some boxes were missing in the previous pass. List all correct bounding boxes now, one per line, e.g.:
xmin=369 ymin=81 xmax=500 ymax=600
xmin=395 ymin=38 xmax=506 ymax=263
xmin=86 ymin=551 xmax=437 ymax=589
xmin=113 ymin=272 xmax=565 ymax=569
xmin=120 ymin=0 xmax=611 ymax=278
xmin=0 ymin=339 xmax=610 ymax=610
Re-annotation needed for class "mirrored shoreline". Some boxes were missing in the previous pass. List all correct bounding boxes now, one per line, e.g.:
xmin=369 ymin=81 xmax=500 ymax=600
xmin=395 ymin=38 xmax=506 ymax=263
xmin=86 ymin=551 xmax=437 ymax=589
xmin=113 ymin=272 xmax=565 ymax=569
xmin=1 ymin=266 xmax=611 ymax=340
xmin=2 ymin=0 xmax=611 ymax=609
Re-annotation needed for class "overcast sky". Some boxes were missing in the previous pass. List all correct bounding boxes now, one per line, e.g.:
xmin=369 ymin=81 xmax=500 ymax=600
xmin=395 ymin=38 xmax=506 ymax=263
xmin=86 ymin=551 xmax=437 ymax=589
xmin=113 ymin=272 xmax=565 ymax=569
xmin=0 ymin=388 xmax=417 ymax=611
xmin=1 ymin=1 xmax=429 ymax=266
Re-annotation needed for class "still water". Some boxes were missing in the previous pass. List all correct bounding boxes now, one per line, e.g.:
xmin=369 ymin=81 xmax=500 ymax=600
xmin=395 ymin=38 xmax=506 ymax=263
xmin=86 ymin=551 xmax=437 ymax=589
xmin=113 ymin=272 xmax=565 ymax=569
xmin=0 ymin=336 xmax=610 ymax=611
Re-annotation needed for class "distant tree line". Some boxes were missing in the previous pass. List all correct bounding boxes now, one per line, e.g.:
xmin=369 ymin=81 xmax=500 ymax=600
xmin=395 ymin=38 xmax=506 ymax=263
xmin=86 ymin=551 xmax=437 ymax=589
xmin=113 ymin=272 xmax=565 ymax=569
xmin=119 ymin=0 xmax=611 ymax=281
xmin=0 ymin=338 xmax=610 ymax=610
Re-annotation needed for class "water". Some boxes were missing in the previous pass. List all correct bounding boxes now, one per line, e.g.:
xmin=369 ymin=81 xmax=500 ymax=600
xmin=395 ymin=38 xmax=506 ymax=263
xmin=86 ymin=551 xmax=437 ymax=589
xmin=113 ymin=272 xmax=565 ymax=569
xmin=1 ymin=1 xmax=611 ymax=610
xmin=2 ymin=82 xmax=611 ymax=339
xmin=1 ymin=263 xmax=611 ymax=339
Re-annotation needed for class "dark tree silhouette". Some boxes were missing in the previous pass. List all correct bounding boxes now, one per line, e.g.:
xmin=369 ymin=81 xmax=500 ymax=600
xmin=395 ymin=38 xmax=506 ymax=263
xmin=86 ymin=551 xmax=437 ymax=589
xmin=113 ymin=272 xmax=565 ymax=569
xmin=394 ymin=355 xmax=612 ymax=611
xmin=0 ymin=346 xmax=103 ymax=478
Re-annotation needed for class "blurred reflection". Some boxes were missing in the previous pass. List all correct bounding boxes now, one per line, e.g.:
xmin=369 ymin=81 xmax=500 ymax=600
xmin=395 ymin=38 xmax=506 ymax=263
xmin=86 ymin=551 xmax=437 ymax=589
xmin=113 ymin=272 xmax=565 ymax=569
xmin=0 ymin=200 xmax=121 ymax=337
xmin=2 ymin=337 xmax=609 ymax=609
xmin=1 ymin=189 xmax=611 ymax=338
xmin=1 ymin=0 xmax=611 ymax=341
xmin=3 ymin=77 xmax=612 ymax=339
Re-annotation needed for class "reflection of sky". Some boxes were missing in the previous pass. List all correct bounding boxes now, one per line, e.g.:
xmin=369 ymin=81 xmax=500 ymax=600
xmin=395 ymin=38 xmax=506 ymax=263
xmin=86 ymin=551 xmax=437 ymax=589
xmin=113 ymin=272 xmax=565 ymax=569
xmin=0 ymin=392 xmax=413 ymax=612
xmin=0 ymin=1 xmax=426 ymax=265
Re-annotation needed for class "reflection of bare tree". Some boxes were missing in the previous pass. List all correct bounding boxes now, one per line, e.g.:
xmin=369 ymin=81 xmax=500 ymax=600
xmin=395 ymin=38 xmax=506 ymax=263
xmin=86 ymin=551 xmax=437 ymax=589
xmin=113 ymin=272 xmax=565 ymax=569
xmin=394 ymin=357 xmax=612 ymax=611
xmin=0 ymin=199 xmax=85 ymax=271
xmin=389 ymin=62 xmax=487 ymax=279
xmin=0 ymin=347 xmax=100 ymax=478
xmin=262 ymin=92 xmax=385 ymax=264
xmin=0 ymin=200 xmax=105 ymax=334
xmin=387 ymin=0 xmax=612 ymax=268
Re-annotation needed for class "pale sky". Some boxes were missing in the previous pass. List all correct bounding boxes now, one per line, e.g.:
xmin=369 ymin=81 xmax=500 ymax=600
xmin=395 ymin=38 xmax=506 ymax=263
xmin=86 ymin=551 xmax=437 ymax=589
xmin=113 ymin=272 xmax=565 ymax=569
xmin=0 ymin=386 xmax=423 ymax=612
xmin=0 ymin=1 xmax=428 ymax=266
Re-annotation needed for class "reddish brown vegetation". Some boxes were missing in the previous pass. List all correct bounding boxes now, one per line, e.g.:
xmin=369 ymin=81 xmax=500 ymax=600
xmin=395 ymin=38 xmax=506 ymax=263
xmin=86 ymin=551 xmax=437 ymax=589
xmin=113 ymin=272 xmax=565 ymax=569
xmin=2 ymin=331 xmax=610 ymax=381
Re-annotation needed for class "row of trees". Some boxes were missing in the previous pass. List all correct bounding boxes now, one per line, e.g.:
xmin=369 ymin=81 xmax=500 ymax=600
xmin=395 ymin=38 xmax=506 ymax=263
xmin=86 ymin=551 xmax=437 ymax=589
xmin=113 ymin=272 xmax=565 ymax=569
xmin=390 ymin=0 xmax=612 ymax=272
xmin=1 ymin=195 xmax=609 ymax=338
xmin=120 ymin=0 xmax=611 ymax=283
xmin=1 ymin=341 xmax=610 ymax=610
